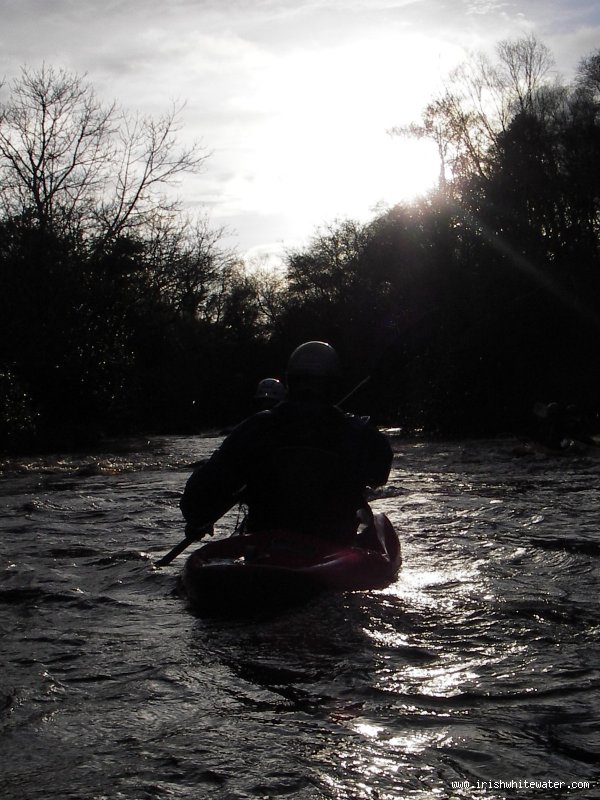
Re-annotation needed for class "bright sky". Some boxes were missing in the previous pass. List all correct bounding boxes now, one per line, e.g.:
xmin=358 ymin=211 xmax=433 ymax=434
xmin=1 ymin=0 xmax=599 ymax=264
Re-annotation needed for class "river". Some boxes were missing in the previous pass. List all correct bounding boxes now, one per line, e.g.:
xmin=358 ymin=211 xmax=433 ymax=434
xmin=1 ymin=434 xmax=599 ymax=799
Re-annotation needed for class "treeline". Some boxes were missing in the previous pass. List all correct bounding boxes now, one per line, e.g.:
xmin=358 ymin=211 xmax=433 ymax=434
xmin=0 ymin=65 xmax=269 ymax=450
xmin=1 ymin=37 xmax=600 ymax=451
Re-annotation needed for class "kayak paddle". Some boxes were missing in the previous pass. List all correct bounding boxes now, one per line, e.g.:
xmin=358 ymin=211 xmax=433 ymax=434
xmin=156 ymin=523 xmax=214 ymax=567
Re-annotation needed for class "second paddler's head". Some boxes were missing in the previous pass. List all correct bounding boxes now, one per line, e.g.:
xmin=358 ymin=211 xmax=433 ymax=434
xmin=254 ymin=377 xmax=286 ymax=409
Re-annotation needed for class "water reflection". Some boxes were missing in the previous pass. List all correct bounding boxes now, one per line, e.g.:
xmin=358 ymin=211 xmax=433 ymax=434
xmin=353 ymin=720 xmax=454 ymax=756
xmin=390 ymin=565 xmax=481 ymax=611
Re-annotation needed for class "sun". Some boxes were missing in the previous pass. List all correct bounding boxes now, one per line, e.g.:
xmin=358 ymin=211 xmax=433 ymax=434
xmin=208 ymin=30 xmax=461 ymax=259
xmin=246 ymin=105 xmax=442 ymax=238
xmin=345 ymin=132 xmax=442 ymax=210
xmin=238 ymin=33 xmax=451 ymax=229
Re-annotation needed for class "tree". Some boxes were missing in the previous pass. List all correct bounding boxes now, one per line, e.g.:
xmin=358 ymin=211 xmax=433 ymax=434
xmin=140 ymin=213 xmax=240 ymax=321
xmin=0 ymin=64 xmax=235 ymax=449
xmin=391 ymin=34 xmax=556 ymax=191
xmin=0 ymin=64 xmax=206 ymax=242
xmin=576 ymin=50 xmax=600 ymax=106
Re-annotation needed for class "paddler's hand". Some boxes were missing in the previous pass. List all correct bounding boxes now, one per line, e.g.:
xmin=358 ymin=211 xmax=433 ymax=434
xmin=184 ymin=522 xmax=214 ymax=541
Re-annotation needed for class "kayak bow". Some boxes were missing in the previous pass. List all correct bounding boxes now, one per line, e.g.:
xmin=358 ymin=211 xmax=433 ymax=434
xmin=179 ymin=512 xmax=401 ymax=616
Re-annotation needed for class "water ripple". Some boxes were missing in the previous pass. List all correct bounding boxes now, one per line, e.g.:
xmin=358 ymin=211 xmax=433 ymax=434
xmin=1 ymin=436 xmax=600 ymax=798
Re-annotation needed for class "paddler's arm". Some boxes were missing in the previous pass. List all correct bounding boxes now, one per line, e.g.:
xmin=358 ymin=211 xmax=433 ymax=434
xmin=156 ymin=479 xmax=222 ymax=567
xmin=180 ymin=423 xmax=254 ymax=535
xmin=180 ymin=458 xmax=244 ymax=534
xmin=158 ymin=429 xmax=251 ymax=567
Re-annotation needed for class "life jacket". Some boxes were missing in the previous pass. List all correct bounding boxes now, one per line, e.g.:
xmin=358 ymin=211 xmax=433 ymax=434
xmin=244 ymin=444 xmax=365 ymax=543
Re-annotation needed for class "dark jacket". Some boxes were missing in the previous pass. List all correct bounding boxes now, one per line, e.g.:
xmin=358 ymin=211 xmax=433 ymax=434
xmin=180 ymin=400 xmax=393 ymax=542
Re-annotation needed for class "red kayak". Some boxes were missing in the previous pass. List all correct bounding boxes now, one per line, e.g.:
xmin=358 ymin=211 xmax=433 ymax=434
xmin=179 ymin=512 xmax=401 ymax=617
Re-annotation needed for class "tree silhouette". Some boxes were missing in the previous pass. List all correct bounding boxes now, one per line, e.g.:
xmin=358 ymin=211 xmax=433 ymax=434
xmin=0 ymin=65 xmax=206 ymax=242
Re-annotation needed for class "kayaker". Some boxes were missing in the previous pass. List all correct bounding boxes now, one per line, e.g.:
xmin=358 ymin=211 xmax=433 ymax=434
xmin=180 ymin=341 xmax=393 ymax=544
xmin=254 ymin=377 xmax=286 ymax=410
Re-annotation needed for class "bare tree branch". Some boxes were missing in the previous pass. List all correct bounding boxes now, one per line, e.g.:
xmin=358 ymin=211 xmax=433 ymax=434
xmin=0 ymin=65 xmax=208 ymax=243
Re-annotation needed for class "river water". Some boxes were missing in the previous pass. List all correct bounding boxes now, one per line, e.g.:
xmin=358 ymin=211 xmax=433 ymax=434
xmin=1 ymin=434 xmax=599 ymax=799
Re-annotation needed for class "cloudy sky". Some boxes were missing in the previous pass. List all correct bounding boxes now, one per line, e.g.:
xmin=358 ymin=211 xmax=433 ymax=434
xmin=1 ymin=0 xmax=599 ymax=263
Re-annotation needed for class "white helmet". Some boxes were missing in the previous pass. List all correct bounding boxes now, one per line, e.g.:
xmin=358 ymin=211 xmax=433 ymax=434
xmin=286 ymin=341 xmax=342 ymax=381
xmin=255 ymin=378 xmax=285 ymax=402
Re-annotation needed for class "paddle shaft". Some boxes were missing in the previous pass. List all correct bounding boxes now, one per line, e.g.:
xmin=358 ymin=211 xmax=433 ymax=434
xmin=156 ymin=537 xmax=193 ymax=567
xmin=336 ymin=375 xmax=371 ymax=408
xmin=157 ymin=520 xmax=222 ymax=567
